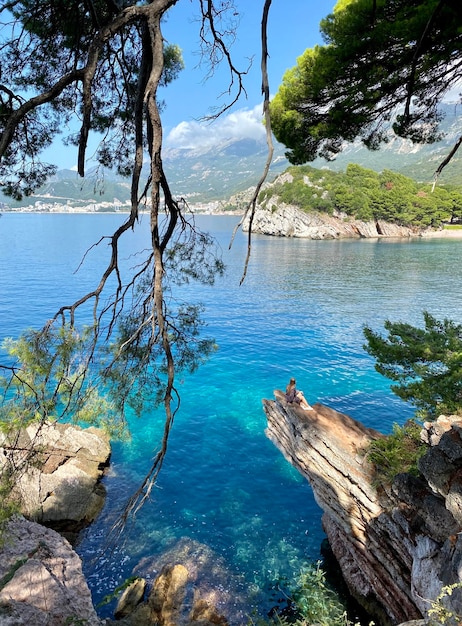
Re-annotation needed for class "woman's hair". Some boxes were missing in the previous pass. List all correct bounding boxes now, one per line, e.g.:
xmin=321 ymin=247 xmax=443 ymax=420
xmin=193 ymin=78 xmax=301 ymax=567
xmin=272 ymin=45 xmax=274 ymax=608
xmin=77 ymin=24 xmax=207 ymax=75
xmin=289 ymin=377 xmax=296 ymax=385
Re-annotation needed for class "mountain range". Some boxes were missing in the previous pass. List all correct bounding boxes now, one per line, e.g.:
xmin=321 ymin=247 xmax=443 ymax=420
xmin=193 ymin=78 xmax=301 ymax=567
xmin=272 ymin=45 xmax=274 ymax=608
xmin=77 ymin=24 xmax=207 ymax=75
xmin=3 ymin=102 xmax=461 ymax=209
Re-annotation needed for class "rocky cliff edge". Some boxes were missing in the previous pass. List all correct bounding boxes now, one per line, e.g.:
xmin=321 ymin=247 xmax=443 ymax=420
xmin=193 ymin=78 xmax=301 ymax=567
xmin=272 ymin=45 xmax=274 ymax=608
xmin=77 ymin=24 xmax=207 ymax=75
xmin=240 ymin=171 xmax=431 ymax=239
xmin=263 ymin=391 xmax=462 ymax=625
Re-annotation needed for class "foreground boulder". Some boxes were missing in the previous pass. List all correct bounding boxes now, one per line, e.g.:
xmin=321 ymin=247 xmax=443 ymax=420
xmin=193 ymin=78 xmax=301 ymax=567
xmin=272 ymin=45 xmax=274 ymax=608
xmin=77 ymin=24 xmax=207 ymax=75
xmin=0 ymin=516 xmax=102 ymax=626
xmin=0 ymin=421 xmax=111 ymax=539
xmin=263 ymin=391 xmax=462 ymax=625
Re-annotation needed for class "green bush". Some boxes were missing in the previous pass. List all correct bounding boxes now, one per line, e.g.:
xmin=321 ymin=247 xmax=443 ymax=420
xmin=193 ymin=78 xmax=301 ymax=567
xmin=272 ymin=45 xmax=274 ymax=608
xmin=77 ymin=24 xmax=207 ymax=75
xmin=250 ymin=561 xmax=373 ymax=626
xmin=366 ymin=420 xmax=427 ymax=486
xmin=428 ymin=582 xmax=462 ymax=625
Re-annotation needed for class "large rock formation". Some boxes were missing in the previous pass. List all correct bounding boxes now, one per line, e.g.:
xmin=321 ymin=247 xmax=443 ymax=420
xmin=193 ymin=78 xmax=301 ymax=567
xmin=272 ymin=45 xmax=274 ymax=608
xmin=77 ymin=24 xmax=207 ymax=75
xmin=240 ymin=173 xmax=427 ymax=239
xmin=0 ymin=421 xmax=111 ymax=538
xmin=263 ymin=391 xmax=462 ymax=625
xmin=0 ymin=516 xmax=102 ymax=626
xmin=243 ymin=201 xmax=422 ymax=239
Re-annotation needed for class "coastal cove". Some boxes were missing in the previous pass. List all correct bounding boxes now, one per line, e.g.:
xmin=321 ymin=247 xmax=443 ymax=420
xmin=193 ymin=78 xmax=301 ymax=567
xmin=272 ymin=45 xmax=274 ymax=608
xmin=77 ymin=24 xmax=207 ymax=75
xmin=1 ymin=212 xmax=462 ymax=623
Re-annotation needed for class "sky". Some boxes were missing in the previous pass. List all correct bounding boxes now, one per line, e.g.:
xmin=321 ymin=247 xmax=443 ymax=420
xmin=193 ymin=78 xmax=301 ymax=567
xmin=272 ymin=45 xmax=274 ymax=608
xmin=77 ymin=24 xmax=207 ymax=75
xmin=160 ymin=0 xmax=337 ymax=148
xmin=42 ymin=0 xmax=337 ymax=169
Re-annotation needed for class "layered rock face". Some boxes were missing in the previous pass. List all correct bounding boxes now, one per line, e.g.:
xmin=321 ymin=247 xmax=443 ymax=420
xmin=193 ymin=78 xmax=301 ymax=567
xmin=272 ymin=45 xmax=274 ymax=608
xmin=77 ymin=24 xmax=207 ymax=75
xmin=242 ymin=197 xmax=421 ymax=239
xmin=263 ymin=392 xmax=462 ymax=625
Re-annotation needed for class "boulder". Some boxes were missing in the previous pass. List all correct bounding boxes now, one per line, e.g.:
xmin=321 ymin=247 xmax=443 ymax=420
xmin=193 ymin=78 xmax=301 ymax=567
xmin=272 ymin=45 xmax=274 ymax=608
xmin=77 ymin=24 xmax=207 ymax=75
xmin=0 ymin=516 xmax=102 ymax=626
xmin=0 ymin=421 xmax=111 ymax=539
xmin=114 ymin=563 xmax=229 ymax=626
xmin=263 ymin=392 xmax=462 ymax=625
xmin=114 ymin=577 xmax=147 ymax=619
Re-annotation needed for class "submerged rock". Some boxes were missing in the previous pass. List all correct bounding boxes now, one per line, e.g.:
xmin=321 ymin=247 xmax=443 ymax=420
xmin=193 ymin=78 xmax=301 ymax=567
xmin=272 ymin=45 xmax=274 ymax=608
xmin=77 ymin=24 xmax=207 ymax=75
xmin=114 ymin=577 xmax=147 ymax=619
xmin=121 ymin=537 xmax=247 ymax=626
xmin=263 ymin=391 xmax=462 ymax=625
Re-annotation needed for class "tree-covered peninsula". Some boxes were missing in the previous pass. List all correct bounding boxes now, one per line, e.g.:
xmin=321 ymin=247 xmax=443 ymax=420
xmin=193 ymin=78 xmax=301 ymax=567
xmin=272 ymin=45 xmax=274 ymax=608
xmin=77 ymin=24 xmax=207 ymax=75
xmin=257 ymin=163 xmax=462 ymax=229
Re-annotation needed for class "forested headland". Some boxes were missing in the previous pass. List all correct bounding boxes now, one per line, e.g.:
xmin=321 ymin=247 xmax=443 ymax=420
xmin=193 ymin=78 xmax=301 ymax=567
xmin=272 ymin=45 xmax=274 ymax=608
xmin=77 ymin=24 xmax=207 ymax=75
xmin=256 ymin=163 xmax=462 ymax=229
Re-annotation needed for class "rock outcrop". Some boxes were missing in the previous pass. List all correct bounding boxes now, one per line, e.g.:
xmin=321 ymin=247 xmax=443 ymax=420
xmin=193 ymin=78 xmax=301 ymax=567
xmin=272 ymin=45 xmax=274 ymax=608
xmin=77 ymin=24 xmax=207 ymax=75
xmin=243 ymin=202 xmax=422 ymax=239
xmin=263 ymin=391 xmax=462 ymax=625
xmin=0 ymin=424 xmax=236 ymax=626
xmin=0 ymin=516 xmax=102 ymax=626
xmin=114 ymin=562 xmax=229 ymax=626
xmin=0 ymin=421 xmax=111 ymax=539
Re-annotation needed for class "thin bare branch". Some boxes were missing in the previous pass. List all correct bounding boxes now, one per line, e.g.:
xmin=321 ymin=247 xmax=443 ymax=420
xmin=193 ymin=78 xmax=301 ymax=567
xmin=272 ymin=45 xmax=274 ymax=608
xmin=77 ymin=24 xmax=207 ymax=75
xmin=230 ymin=0 xmax=273 ymax=285
xmin=198 ymin=0 xmax=250 ymax=119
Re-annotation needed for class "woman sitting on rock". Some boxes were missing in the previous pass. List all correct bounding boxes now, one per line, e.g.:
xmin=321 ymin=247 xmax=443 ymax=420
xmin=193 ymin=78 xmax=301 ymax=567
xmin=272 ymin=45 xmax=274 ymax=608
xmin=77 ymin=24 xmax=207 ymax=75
xmin=285 ymin=378 xmax=313 ymax=411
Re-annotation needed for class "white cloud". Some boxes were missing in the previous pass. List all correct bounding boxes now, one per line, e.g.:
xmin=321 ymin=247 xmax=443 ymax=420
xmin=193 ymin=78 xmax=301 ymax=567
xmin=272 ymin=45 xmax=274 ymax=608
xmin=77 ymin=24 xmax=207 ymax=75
xmin=165 ymin=103 xmax=267 ymax=149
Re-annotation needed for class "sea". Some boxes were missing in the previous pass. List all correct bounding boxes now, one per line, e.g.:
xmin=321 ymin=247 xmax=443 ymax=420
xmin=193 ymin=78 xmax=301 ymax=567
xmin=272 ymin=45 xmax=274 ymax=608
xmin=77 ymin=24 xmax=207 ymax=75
xmin=1 ymin=212 xmax=462 ymax=623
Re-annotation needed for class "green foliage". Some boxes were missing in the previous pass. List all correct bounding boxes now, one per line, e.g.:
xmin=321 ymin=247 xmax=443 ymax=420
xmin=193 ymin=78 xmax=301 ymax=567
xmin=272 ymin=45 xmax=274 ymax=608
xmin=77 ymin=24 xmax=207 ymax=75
xmin=364 ymin=312 xmax=462 ymax=419
xmin=0 ymin=324 xmax=117 ymax=538
xmin=97 ymin=575 xmax=141 ymax=608
xmin=252 ymin=562 xmax=364 ymax=626
xmin=270 ymin=0 xmax=462 ymax=165
xmin=0 ymin=0 xmax=184 ymax=197
xmin=0 ymin=324 xmax=122 ymax=437
xmin=366 ymin=421 xmax=427 ymax=486
xmin=287 ymin=562 xmax=348 ymax=626
xmin=0 ymin=471 xmax=20 ymax=544
xmin=428 ymin=582 xmax=462 ymax=626
xmin=260 ymin=163 xmax=462 ymax=228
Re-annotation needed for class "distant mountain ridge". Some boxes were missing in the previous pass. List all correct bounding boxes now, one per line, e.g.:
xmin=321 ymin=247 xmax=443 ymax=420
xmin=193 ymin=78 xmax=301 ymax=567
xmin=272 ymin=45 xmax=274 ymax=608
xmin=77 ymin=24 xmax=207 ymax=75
xmin=3 ymin=102 xmax=461 ymax=209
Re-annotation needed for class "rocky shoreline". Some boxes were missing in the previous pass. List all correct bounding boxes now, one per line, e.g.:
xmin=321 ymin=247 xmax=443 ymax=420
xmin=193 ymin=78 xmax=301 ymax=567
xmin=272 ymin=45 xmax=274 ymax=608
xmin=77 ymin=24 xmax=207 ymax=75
xmin=0 ymin=423 xmax=243 ymax=626
xmin=0 ymin=422 xmax=110 ymax=625
xmin=263 ymin=391 xmax=462 ymax=625
xmin=3 ymin=401 xmax=462 ymax=625
xmin=241 ymin=194 xmax=462 ymax=241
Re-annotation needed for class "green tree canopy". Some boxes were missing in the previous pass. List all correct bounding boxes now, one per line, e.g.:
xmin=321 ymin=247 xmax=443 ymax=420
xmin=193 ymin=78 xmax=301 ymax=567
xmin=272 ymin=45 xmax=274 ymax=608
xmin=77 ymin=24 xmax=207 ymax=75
xmin=270 ymin=0 xmax=462 ymax=169
xmin=364 ymin=312 xmax=462 ymax=419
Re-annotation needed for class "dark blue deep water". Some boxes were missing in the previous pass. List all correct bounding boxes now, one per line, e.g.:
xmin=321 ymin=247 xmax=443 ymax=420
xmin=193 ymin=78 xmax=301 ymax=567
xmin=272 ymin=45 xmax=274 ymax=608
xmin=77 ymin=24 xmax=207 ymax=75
xmin=1 ymin=212 xmax=462 ymax=622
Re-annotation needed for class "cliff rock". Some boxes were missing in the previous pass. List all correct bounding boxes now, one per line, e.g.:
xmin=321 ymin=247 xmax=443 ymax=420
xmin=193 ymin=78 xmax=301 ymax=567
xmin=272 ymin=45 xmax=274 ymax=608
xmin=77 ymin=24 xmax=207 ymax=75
xmin=0 ymin=421 xmax=111 ymax=538
xmin=0 ymin=516 xmax=102 ymax=626
xmin=263 ymin=391 xmax=462 ymax=625
xmin=242 ymin=201 xmax=421 ymax=239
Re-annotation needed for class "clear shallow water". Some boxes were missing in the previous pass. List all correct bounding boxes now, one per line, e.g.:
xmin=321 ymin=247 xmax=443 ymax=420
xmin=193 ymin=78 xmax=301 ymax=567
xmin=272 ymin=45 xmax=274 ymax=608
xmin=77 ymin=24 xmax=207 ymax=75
xmin=1 ymin=213 xmax=462 ymax=622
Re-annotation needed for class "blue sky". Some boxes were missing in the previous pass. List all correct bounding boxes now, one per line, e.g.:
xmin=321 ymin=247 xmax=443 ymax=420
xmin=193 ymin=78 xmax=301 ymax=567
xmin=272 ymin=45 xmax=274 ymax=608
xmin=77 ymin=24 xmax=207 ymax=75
xmin=43 ymin=0 xmax=337 ymax=169
xmin=160 ymin=1 xmax=336 ymax=142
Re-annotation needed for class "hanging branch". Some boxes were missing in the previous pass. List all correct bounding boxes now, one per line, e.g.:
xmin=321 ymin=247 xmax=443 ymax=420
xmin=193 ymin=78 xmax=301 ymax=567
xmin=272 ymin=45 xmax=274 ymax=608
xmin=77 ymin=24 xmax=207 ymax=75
xmin=230 ymin=0 xmax=273 ymax=284
xmin=198 ymin=0 xmax=250 ymax=118
xmin=432 ymin=133 xmax=462 ymax=190
xmin=0 ymin=0 xmax=249 ymax=535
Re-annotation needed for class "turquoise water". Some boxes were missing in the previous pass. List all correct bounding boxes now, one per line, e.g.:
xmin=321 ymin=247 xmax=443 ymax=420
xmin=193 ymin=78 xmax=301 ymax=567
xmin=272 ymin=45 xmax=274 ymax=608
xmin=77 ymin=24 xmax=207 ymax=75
xmin=1 ymin=213 xmax=462 ymax=622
